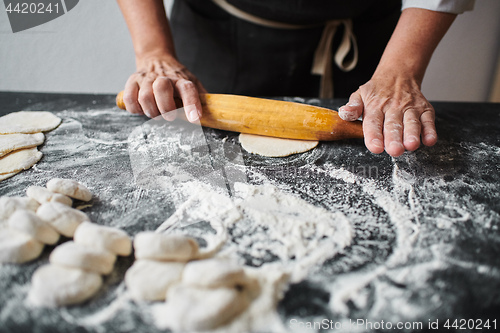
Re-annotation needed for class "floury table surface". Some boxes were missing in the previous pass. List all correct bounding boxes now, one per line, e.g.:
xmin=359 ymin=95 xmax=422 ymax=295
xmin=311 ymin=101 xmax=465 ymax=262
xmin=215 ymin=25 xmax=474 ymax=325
xmin=0 ymin=92 xmax=499 ymax=332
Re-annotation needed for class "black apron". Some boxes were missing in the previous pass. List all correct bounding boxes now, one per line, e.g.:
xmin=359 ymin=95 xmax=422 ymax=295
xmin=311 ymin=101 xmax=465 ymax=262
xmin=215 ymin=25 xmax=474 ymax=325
xmin=170 ymin=0 xmax=401 ymax=98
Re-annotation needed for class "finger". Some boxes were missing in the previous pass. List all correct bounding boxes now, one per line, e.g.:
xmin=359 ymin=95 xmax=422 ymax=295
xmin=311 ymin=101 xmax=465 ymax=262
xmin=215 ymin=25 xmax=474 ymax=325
xmin=402 ymin=109 xmax=421 ymax=151
xmin=383 ymin=110 xmax=405 ymax=157
xmin=362 ymin=107 xmax=385 ymax=154
xmin=338 ymin=90 xmax=364 ymax=121
xmin=123 ymin=78 xmax=143 ymax=115
xmin=176 ymin=79 xmax=202 ymax=122
xmin=153 ymin=77 xmax=177 ymax=121
xmin=420 ymin=108 xmax=438 ymax=146
xmin=138 ymin=75 xmax=161 ymax=118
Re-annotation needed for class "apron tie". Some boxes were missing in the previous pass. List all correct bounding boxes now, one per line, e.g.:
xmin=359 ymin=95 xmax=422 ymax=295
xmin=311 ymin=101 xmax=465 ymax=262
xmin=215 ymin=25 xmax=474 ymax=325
xmin=211 ymin=0 xmax=358 ymax=98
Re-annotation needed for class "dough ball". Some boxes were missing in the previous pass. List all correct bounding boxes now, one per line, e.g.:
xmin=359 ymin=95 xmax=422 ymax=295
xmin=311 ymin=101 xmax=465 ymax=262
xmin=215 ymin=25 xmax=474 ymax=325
xmin=0 ymin=111 xmax=61 ymax=134
xmin=134 ymin=232 xmax=199 ymax=261
xmin=183 ymin=258 xmax=248 ymax=288
xmin=26 ymin=186 xmax=72 ymax=206
xmin=36 ymin=202 xmax=90 ymax=237
xmin=239 ymin=133 xmax=318 ymax=157
xmin=49 ymin=241 xmax=116 ymax=275
xmin=8 ymin=210 xmax=60 ymax=245
xmin=46 ymin=178 xmax=92 ymax=202
xmin=0 ymin=133 xmax=45 ymax=158
xmin=125 ymin=260 xmax=184 ymax=301
xmin=28 ymin=264 xmax=102 ymax=307
xmin=74 ymin=222 xmax=132 ymax=256
xmin=0 ymin=196 xmax=40 ymax=220
xmin=0 ymin=147 xmax=43 ymax=175
xmin=0 ymin=228 xmax=44 ymax=263
xmin=163 ymin=285 xmax=249 ymax=331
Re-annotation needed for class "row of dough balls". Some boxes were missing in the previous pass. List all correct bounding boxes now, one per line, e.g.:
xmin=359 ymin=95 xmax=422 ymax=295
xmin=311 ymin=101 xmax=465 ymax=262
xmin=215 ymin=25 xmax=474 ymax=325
xmin=126 ymin=232 xmax=253 ymax=331
xmin=0 ymin=111 xmax=62 ymax=181
xmin=28 ymin=221 xmax=132 ymax=307
xmin=0 ymin=178 xmax=93 ymax=264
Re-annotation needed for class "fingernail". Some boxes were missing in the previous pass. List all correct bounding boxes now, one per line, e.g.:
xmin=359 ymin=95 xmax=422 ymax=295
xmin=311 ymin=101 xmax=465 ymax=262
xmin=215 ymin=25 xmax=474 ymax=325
xmin=371 ymin=139 xmax=383 ymax=148
xmin=185 ymin=105 xmax=199 ymax=122
xmin=425 ymin=134 xmax=436 ymax=142
xmin=347 ymin=101 xmax=360 ymax=107
xmin=406 ymin=136 xmax=419 ymax=144
xmin=389 ymin=141 xmax=404 ymax=151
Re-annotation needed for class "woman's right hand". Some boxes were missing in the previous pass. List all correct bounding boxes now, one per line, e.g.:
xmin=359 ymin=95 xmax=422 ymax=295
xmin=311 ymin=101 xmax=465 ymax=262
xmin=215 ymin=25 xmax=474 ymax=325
xmin=122 ymin=55 xmax=207 ymax=122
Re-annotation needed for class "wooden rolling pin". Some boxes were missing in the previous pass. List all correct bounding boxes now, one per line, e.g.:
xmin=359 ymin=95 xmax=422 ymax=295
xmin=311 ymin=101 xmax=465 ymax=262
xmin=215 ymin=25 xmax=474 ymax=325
xmin=116 ymin=91 xmax=363 ymax=141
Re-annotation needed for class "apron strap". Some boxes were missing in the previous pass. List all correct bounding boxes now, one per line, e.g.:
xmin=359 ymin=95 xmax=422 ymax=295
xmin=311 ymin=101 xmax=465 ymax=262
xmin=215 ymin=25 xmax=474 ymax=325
xmin=211 ymin=0 xmax=358 ymax=98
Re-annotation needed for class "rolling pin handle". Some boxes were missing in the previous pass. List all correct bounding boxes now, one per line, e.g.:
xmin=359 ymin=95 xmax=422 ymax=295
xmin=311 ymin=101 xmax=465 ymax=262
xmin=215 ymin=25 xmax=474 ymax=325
xmin=116 ymin=91 xmax=126 ymax=110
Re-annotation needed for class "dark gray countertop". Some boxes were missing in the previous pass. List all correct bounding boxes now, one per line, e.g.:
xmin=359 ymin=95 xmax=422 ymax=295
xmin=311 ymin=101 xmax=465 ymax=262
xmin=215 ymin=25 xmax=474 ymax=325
xmin=0 ymin=92 xmax=499 ymax=332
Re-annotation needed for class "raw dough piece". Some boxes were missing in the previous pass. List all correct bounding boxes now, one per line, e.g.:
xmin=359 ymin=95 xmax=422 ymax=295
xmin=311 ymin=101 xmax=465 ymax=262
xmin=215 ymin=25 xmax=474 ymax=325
xmin=183 ymin=258 xmax=248 ymax=288
xmin=46 ymin=178 xmax=92 ymax=201
xmin=0 ymin=147 xmax=42 ymax=174
xmin=0 ymin=228 xmax=44 ymax=263
xmin=74 ymin=222 xmax=132 ymax=256
xmin=134 ymin=232 xmax=199 ymax=261
xmin=0 ymin=196 xmax=40 ymax=220
xmin=163 ymin=285 xmax=249 ymax=331
xmin=26 ymin=186 xmax=72 ymax=206
xmin=8 ymin=210 xmax=59 ymax=245
xmin=28 ymin=264 xmax=102 ymax=307
xmin=49 ymin=241 xmax=116 ymax=275
xmin=36 ymin=202 xmax=90 ymax=237
xmin=125 ymin=260 xmax=185 ymax=301
xmin=0 ymin=171 xmax=19 ymax=182
xmin=0 ymin=111 xmax=61 ymax=134
xmin=239 ymin=133 xmax=318 ymax=157
xmin=0 ymin=133 xmax=45 ymax=158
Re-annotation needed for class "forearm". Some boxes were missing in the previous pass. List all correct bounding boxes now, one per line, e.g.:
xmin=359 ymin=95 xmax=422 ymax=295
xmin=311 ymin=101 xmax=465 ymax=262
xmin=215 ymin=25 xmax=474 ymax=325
xmin=116 ymin=0 xmax=176 ymax=67
xmin=373 ymin=8 xmax=456 ymax=85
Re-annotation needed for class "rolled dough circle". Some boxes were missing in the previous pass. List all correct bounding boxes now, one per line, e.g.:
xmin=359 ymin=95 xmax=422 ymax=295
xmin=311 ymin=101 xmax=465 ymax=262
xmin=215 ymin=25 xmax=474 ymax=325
xmin=124 ymin=260 xmax=185 ymax=301
xmin=8 ymin=210 xmax=60 ymax=245
xmin=0 ymin=148 xmax=43 ymax=175
xmin=0 ymin=228 xmax=44 ymax=264
xmin=74 ymin=222 xmax=132 ymax=256
xmin=0 ymin=133 xmax=45 ymax=158
xmin=28 ymin=264 xmax=103 ymax=307
xmin=49 ymin=241 xmax=116 ymax=275
xmin=0 ymin=111 xmax=61 ymax=134
xmin=239 ymin=133 xmax=318 ymax=157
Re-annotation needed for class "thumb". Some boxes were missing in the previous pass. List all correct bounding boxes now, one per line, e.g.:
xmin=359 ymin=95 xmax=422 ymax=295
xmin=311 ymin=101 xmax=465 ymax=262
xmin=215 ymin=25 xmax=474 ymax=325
xmin=338 ymin=90 xmax=364 ymax=121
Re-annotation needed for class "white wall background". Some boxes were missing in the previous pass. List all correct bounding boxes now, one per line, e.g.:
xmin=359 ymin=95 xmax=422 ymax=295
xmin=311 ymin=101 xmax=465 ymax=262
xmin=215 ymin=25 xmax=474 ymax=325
xmin=1 ymin=0 xmax=499 ymax=102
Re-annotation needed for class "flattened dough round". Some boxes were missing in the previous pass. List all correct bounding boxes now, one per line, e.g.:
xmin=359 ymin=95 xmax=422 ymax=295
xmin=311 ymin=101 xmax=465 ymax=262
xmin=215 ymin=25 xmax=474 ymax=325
xmin=8 ymin=210 xmax=60 ymax=245
xmin=0 ymin=111 xmax=61 ymax=134
xmin=125 ymin=260 xmax=184 ymax=301
xmin=74 ymin=222 xmax=132 ymax=256
xmin=0 ymin=148 xmax=42 ymax=174
xmin=0 ymin=228 xmax=44 ymax=263
xmin=0 ymin=171 xmax=19 ymax=182
xmin=28 ymin=264 xmax=102 ymax=307
xmin=49 ymin=241 xmax=116 ymax=275
xmin=46 ymin=178 xmax=92 ymax=201
xmin=0 ymin=133 xmax=45 ymax=158
xmin=239 ymin=133 xmax=318 ymax=157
